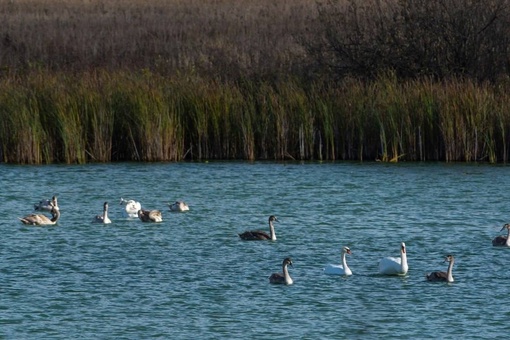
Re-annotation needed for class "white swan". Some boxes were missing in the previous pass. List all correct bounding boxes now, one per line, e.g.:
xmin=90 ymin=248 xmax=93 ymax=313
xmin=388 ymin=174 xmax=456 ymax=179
xmin=324 ymin=246 xmax=352 ymax=276
xmin=34 ymin=196 xmax=58 ymax=211
xmin=239 ymin=215 xmax=278 ymax=241
xmin=120 ymin=198 xmax=141 ymax=218
xmin=168 ymin=201 xmax=190 ymax=212
xmin=492 ymin=223 xmax=510 ymax=246
xmin=137 ymin=209 xmax=163 ymax=223
xmin=426 ymin=255 xmax=455 ymax=283
xmin=269 ymin=257 xmax=293 ymax=285
xmin=19 ymin=206 xmax=60 ymax=226
xmin=92 ymin=202 xmax=112 ymax=224
xmin=378 ymin=242 xmax=408 ymax=275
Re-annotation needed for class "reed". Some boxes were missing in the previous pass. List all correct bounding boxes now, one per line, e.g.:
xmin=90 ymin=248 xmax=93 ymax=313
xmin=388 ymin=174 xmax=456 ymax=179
xmin=108 ymin=72 xmax=184 ymax=162
xmin=494 ymin=89 xmax=510 ymax=163
xmin=337 ymin=79 xmax=376 ymax=161
xmin=0 ymin=84 xmax=47 ymax=163
xmin=405 ymin=79 xmax=438 ymax=161
xmin=235 ymin=85 xmax=256 ymax=160
xmin=4 ymin=1 xmax=510 ymax=164
xmin=268 ymin=81 xmax=313 ymax=160
xmin=2 ymin=0 xmax=508 ymax=83
xmin=1 ymin=70 xmax=510 ymax=164
xmin=434 ymin=79 xmax=498 ymax=162
xmin=0 ymin=0 xmax=314 ymax=81
xmin=309 ymin=82 xmax=334 ymax=160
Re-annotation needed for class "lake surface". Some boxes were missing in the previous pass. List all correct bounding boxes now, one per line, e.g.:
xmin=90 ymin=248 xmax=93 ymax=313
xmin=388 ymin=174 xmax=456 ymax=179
xmin=1 ymin=161 xmax=510 ymax=339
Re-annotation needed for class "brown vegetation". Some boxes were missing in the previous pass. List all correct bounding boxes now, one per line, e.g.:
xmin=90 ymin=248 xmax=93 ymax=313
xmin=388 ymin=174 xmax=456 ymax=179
xmin=0 ymin=0 xmax=510 ymax=164
xmin=311 ymin=0 xmax=510 ymax=81
xmin=0 ymin=0 xmax=312 ymax=79
xmin=2 ymin=0 xmax=508 ymax=81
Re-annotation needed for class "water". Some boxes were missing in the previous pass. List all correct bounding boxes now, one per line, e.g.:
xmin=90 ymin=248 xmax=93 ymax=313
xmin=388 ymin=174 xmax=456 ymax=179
xmin=1 ymin=161 xmax=509 ymax=339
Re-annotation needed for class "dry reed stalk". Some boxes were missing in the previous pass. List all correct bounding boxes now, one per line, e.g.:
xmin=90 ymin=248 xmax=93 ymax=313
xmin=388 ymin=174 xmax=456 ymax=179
xmin=1 ymin=70 xmax=510 ymax=163
xmin=0 ymin=0 xmax=317 ymax=79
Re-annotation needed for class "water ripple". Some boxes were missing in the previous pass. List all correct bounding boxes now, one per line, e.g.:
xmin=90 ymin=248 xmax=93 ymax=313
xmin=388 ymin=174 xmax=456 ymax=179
xmin=1 ymin=162 xmax=510 ymax=338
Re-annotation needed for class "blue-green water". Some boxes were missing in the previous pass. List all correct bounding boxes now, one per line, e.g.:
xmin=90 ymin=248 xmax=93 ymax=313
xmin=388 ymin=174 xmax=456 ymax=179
xmin=1 ymin=162 xmax=509 ymax=339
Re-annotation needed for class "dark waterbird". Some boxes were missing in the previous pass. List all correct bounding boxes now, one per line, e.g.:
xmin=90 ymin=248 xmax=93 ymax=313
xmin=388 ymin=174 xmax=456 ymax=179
xmin=426 ymin=255 xmax=455 ymax=283
xmin=92 ymin=202 xmax=112 ymax=224
xmin=492 ymin=223 xmax=510 ymax=247
xmin=269 ymin=257 xmax=293 ymax=285
xmin=238 ymin=215 xmax=278 ymax=241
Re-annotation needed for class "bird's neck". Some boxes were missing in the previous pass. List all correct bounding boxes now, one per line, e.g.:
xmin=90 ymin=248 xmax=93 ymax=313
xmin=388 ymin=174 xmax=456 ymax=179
xmin=269 ymin=221 xmax=276 ymax=241
xmin=342 ymin=252 xmax=349 ymax=269
xmin=401 ymin=251 xmax=408 ymax=272
xmin=447 ymin=260 xmax=455 ymax=282
xmin=51 ymin=211 xmax=60 ymax=223
xmin=342 ymin=252 xmax=352 ymax=275
xmin=283 ymin=264 xmax=293 ymax=285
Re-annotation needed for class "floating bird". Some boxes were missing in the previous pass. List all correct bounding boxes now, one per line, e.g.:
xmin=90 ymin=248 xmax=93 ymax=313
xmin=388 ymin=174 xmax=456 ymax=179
xmin=492 ymin=223 xmax=510 ymax=247
xmin=168 ymin=201 xmax=190 ymax=212
xmin=239 ymin=215 xmax=278 ymax=241
xmin=34 ymin=196 xmax=58 ymax=211
xmin=138 ymin=209 xmax=163 ymax=223
xmin=426 ymin=255 xmax=455 ymax=283
xmin=378 ymin=242 xmax=409 ymax=275
xmin=92 ymin=202 xmax=112 ymax=224
xmin=269 ymin=257 xmax=293 ymax=285
xmin=120 ymin=198 xmax=141 ymax=218
xmin=324 ymin=246 xmax=353 ymax=276
xmin=19 ymin=206 xmax=60 ymax=226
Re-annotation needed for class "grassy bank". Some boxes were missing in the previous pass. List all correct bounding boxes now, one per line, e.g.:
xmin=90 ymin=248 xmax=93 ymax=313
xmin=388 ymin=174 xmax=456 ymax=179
xmin=1 ymin=71 xmax=509 ymax=164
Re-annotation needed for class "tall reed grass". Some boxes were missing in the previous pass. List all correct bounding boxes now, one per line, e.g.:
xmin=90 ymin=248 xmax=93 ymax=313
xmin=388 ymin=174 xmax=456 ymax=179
xmin=1 ymin=71 xmax=510 ymax=164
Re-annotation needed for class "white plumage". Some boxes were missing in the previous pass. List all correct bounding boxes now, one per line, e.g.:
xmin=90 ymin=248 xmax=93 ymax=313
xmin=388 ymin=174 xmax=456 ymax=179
xmin=34 ymin=196 xmax=58 ymax=212
xmin=324 ymin=246 xmax=352 ymax=276
xmin=120 ymin=198 xmax=141 ymax=218
xmin=378 ymin=242 xmax=408 ymax=275
xmin=92 ymin=202 xmax=112 ymax=224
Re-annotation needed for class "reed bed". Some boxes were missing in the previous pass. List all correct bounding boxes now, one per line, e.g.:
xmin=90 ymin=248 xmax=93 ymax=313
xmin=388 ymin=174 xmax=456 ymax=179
xmin=1 ymin=71 xmax=510 ymax=164
xmin=2 ymin=0 xmax=508 ymax=82
xmin=0 ymin=0 xmax=312 ymax=80
xmin=1 ymin=0 xmax=510 ymax=164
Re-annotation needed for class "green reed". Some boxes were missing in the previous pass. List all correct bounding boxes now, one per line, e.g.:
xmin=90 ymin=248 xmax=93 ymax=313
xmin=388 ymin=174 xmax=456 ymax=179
xmin=109 ymin=73 xmax=183 ymax=162
xmin=0 ymin=85 xmax=46 ymax=163
xmin=434 ymin=79 xmax=499 ymax=162
xmin=1 ymin=70 xmax=510 ymax=164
